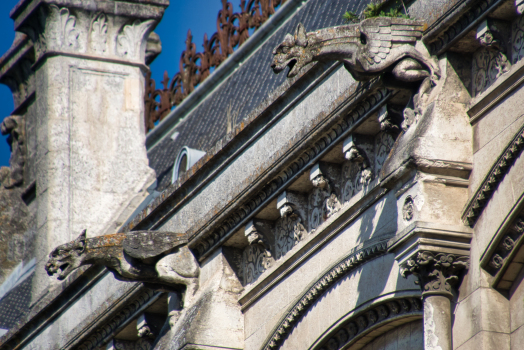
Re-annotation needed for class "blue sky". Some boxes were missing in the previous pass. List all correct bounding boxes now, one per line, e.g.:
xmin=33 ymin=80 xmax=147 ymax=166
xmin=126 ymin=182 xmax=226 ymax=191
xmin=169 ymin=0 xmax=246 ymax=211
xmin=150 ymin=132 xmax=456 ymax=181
xmin=0 ymin=0 xmax=227 ymax=167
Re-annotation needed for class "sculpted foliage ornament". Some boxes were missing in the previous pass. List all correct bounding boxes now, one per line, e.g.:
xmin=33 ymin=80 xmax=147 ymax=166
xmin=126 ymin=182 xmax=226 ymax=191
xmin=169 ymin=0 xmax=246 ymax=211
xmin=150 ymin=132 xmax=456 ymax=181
xmin=271 ymin=17 xmax=440 ymax=83
xmin=400 ymin=251 xmax=469 ymax=298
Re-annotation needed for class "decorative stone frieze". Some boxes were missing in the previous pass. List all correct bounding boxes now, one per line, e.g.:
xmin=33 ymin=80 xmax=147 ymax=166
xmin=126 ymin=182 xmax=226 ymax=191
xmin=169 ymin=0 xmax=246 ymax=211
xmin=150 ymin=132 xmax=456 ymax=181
xmin=462 ymin=122 xmax=524 ymax=226
xmin=315 ymin=297 xmax=422 ymax=350
xmin=16 ymin=1 xmax=165 ymax=65
xmin=512 ymin=14 xmax=524 ymax=63
xmin=485 ymin=216 xmax=524 ymax=274
xmin=77 ymin=289 xmax=159 ymax=350
xmin=0 ymin=115 xmax=25 ymax=189
xmin=194 ymin=85 xmax=391 ymax=260
xmin=374 ymin=132 xmax=395 ymax=178
xmin=400 ymin=251 xmax=469 ymax=298
xmin=243 ymin=243 xmax=272 ymax=285
xmin=263 ymin=240 xmax=389 ymax=350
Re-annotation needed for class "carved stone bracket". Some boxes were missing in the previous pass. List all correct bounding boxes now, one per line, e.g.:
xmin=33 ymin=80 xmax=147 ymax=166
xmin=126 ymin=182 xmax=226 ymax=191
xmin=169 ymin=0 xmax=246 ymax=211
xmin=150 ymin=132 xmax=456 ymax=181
xmin=275 ymin=191 xmax=307 ymax=259
xmin=473 ymin=20 xmax=511 ymax=96
xmin=308 ymin=163 xmax=341 ymax=231
xmin=378 ymin=104 xmax=401 ymax=133
xmin=400 ymin=251 xmax=469 ymax=298
xmin=343 ymin=134 xmax=372 ymax=184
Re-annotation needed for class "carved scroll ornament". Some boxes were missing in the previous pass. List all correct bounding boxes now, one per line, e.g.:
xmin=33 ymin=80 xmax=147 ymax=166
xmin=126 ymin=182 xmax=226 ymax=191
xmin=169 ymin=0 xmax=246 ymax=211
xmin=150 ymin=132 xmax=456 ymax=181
xmin=144 ymin=0 xmax=287 ymax=132
xmin=271 ymin=17 xmax=440 ymax=83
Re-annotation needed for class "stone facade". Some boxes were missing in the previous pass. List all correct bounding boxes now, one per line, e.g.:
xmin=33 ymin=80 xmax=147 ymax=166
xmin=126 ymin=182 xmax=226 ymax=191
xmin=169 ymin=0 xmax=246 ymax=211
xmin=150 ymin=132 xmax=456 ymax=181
xmin=0 ymin=0 xmax=524 ymax=349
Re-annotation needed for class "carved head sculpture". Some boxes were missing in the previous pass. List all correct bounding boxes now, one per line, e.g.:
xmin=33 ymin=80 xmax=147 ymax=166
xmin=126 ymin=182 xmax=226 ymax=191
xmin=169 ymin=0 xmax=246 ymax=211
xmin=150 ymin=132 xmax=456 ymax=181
xmin=271 ymin=23 xmax=311 ymax=77
xmin=45 ymin=230 xmax=87 ymax=280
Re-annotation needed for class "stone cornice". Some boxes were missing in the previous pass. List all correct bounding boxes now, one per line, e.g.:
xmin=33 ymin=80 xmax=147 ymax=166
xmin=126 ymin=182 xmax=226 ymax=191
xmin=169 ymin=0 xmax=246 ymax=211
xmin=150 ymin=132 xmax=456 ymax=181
xmin=424 ymin=0 xmax=505 ymax=56
xmin=261 ymin=239 xmax=389 ymax=350
xmin=462 ymin=121 xmax=524 ymax=226
xmin=11 ymin=0 xmax=168 ymax=30
xmin=481 ymin=212 xmax=524 ymax=290
xmin=74 ymin=289 xmax=161 ymax=350
xmin=191 ymin=84 xmax=391 ymax=262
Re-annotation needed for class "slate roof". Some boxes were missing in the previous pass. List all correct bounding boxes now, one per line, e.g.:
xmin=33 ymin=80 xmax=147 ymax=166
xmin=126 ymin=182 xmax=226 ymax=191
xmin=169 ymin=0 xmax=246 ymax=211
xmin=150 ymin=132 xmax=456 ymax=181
xmin=0 ymin=272 xmax=33 ymax=330
xmin=147 ymin=0 xmax=368 ymax=191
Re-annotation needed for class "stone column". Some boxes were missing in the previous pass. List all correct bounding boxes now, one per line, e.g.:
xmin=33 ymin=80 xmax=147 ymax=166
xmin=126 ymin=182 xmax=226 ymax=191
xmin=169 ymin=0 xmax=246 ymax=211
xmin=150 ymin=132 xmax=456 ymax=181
xmin=7 ymin=0 xmax=168 ymax=301
xmin=401 ymin=251 xmax=469 ymax=350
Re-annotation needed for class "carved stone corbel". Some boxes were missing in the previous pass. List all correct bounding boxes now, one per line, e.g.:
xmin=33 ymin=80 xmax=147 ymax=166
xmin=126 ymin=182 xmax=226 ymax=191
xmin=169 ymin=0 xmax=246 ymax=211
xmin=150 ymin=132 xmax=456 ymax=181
xmin=245 ymin=220 xmax=272 ymax=256
xmin=378 ymin=104 xmax=401 ymax=133
xmin=277 ymin=191 xmax=307 ymax=221
xmin=1 ymin=115 xmax=25 ymax=189
xmin=343 ymin=135 xmax=372 ymax=184
xmin=472 ymin=20 xmax=511 ymax=96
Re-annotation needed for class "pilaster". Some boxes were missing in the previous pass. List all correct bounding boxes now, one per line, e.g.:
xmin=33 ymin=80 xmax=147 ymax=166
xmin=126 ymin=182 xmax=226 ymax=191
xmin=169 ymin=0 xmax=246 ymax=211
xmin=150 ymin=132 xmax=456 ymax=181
xmin=1 ymin=0 xmax=168 ymax=303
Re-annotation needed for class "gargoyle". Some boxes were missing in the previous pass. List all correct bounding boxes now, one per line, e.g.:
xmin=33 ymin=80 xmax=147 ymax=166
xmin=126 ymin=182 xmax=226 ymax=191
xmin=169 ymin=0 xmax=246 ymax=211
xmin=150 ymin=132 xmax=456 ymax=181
xmin=45 ymin=230 xmax=200 ymax=300
xmin=271 ymin=17 xmax=440 ymax=83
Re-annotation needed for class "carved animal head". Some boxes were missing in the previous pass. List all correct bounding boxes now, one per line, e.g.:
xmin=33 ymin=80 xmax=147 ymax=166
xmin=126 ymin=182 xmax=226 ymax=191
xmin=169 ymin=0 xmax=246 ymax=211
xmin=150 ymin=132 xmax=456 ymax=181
xmin=45 ymin=230 xmax=87 ymax=280
xmin=271 ymin=23 xmax=310 ymax=78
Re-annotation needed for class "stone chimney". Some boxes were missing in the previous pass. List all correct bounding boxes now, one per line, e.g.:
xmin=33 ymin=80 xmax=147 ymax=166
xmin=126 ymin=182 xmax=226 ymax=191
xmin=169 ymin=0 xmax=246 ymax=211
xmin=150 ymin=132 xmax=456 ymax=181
xmin=0 ymin=0 xmax=168 ymax=301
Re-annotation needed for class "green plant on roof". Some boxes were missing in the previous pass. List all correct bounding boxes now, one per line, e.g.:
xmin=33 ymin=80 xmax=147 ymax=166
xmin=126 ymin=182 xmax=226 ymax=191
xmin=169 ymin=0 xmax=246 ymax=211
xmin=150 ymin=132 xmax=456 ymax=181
xmin=363 ymin=3 xmax=382 ymax=18
xmin=362 ymin=1 xmax=411 ymax=20
xmin=342 ymin=10 xmax=359 ymax=23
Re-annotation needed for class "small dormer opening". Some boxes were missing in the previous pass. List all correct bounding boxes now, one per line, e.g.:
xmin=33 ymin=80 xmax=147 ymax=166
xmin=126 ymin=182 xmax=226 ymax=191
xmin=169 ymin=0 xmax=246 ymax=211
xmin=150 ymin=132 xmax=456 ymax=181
xmin=172 ymin=146 xmax=206 ymax=184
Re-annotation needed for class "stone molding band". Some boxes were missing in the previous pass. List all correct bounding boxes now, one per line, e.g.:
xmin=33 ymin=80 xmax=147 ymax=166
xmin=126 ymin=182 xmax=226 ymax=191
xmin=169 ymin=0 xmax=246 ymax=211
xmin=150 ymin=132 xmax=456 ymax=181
xmin=194 ymin=82 xmax=391 ymax=262
xmin=427 ymin=0 xmax=504 ymax=55
xmin=462 ymin=120 xmax=524 ymax=226
xmin=261 ymin=239 xmax=389 ymax=350
xmin=312 ymin=296 xmax=423 ymax=350
xmin=76 ymin=288 xmax=161 ymax=350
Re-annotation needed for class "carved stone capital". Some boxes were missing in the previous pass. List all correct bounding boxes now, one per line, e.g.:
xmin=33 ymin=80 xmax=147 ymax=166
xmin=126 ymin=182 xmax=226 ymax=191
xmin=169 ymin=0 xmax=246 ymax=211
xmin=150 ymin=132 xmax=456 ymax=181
xmin=401 ymin=251 xmax=469 ymax=298
xmin=14 ymin=0 xmax=168 ymax=65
